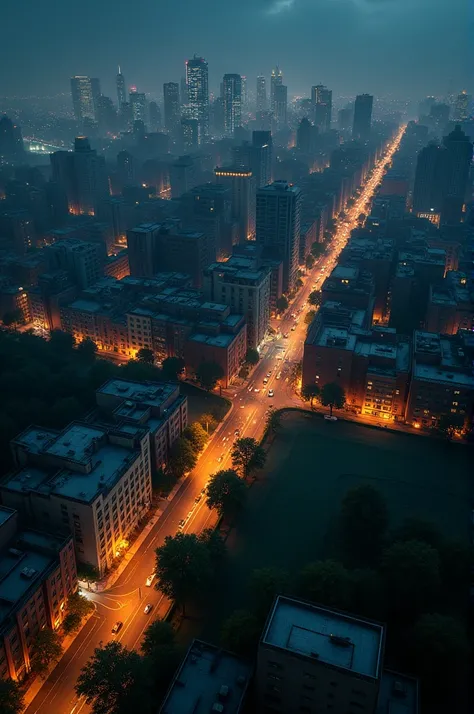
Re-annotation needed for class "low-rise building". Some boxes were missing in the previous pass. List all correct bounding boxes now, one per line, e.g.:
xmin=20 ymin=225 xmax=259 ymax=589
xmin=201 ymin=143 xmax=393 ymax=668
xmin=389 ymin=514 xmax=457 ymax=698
xmin=0 ymin=506 xmax=76 ymax=681
xmin=160 ymin=639 xmax=251 ymax=714
xmin=425 ymin=272 xmax=473 ymax=335
xmin=406 ymin=330 xmax=474 ymax=429
xmin=1 ymin=420 xmax=152 ymax=576
xmin=321 ymin=265 xmax=375 ymax=319
xmin=184 ymin=317 xmax=247 ymax=387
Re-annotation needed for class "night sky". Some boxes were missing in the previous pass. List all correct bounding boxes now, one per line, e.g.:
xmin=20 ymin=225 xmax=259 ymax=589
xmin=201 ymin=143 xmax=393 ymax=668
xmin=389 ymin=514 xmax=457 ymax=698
xmin=0 ymin=0 xmax=471 ymax=99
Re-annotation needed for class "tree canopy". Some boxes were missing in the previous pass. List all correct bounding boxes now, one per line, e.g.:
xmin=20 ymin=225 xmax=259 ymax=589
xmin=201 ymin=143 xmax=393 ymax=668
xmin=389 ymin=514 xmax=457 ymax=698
xmin=245 ymin=347 xmax=260 ymax=365
xmin=231 ymin=437 xmax=266 ymax=479
xmin=381 ymin=539 xmax=441 ymax=616
xmin=301 ymin=383 xmax=320 ymax=405
xmin=305 ymin=254 xmax=315 ymax=270
xmin=320 ymin=381 xmax=346 ymax=415
xmin=276 ymin=295 xmax=289 ymax=313
xmin=0 ymin=679 xmax=24 ymax=714
xmin=195 ymin=361 xmax=224 ymax=391
xmin=182 ymin=422 xmax=208 ymax=452
xmin=304 ymin=309 xmax=317 ymax=326
xmin=136 ymin=348 xmax=154 ymax=364
xmin=168 ymin=437 xmax=197 ymax=478
xmin=308 ymin=290 xmax=322 ymax=307
xmin=206 ymin=469 xmax=247 ymax=520
xmin=297 ymin=560 xmax=354 ymax=611
xmin=197 ymin=412 xmax=217 ymax=433
xmin=221 ymin=610 xmax=261 ymax=657
xmin=161 ymin=356 xmax=185 ymax=380
xmin=340 ymin=485 xmax=388 ymax=566
xmin=31 ymin=629 xmax=63 ymax=677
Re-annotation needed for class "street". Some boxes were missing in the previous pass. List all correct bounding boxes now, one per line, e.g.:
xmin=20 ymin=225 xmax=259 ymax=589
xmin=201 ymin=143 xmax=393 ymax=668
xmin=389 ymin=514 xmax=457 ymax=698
xmin=24 ymin=125 xmax=405 ymax=714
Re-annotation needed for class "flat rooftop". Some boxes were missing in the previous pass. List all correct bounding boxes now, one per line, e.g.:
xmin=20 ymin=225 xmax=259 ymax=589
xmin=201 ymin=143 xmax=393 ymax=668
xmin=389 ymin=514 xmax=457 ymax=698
xmin=188 ymin=332 xmax=236 ymax=348
xmin=160 ymin=639 xmax=251 ymax=714
xmin=413 ymin=363 xmax=474 ymax=388
xmin=0 ymin=506 xmax=16 ymax=527
xmin=97 ymin=379 xmax=178 ymax=409
xmin=262 ymin=596 xmax=384 ymax=680
xmin=332 ymin=265 xmax=359 ymax=280
xmin=377 ymin=670 xmax=419 ymax=714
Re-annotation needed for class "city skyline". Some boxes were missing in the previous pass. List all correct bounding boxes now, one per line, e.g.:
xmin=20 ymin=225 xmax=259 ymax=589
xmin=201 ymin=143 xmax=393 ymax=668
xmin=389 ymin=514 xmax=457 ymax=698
xmin=0 ymin=0 xmax=470 ymax=100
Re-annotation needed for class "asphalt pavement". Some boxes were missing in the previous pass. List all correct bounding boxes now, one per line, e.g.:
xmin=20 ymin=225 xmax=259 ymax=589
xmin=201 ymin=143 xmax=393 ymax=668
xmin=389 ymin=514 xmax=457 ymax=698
xmin=24 ymin=126 xmax=405 ymax=714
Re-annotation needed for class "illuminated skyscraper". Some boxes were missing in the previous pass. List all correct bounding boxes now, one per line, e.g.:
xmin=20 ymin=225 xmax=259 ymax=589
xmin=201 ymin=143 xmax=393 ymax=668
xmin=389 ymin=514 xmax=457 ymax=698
xmin=442 ymin=124 xmax=473 ymax=222
xmin=352 ymin=94 xmax=373 ymax=140
xmin=186 ymin=55 xmax=209 ymax=142
xmin=274 ymin=85 xmax=287 ymax=130
xmin=270 ymin=67 xmax=283 ymax=115
xmin=0 ymin=115 xmax=24 ymax=160
xmin=257 ymin=76 xmax=267 ymax=113
xmin=241 ymin=76 xmax=248 ymax=109
xmin=164 ymin=82 xmax=180 ymax=133
xmin=223 ymin=74 xmax=242 ymax=136
xmin=454 ymin=90 xmax=471 ymax=122
xmin=129 ymin=89 xmax=147 ymax=123
xmin=311 ymin=84 xmax=332 ymax=132
xmin=116 ymin=66 xmax=126 ymax=109
xmin=148 ymin=101 xmax=161 ymax=131
xmin=71 ymin=76 xmax=100 ymax=122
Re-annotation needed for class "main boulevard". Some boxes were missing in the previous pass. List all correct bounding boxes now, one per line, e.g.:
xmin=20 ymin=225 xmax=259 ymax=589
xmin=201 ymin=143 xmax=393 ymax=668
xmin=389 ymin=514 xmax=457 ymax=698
xmin=25 ymin=125 xmax=406 ymax=714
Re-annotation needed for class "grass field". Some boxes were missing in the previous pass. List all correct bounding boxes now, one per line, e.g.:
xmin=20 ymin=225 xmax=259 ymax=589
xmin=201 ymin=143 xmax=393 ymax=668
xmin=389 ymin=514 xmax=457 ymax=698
xmin=200 ymin=410 xmax=473 ymax=641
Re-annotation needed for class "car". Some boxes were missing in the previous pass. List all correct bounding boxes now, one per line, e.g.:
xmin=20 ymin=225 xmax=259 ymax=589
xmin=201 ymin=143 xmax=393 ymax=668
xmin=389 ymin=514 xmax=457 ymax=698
xmin=240 ymin=404 xmax=245 ymax=408
xmin=248 ymin=383 xmax=254 ymax=392
xmin=291 ymin=313 xmax=296 ymax=318
xmin=268 ymin=389 xmax=274 ymax=397
xmin=217 ymin=455 xmax=223 ymax=462
xmin=291 ymin=325 xmax=296 ymax=331
xmin=111 ymin=621 xmax=123 ymax=634
xmin=324 ymin=415 xmax=338 ymax=422
xmin=283 ymin=333 xmax=289 ymax=338
xmin=263 ymin=378 xmax=268 ymax=385
xmin=146 ymin=573 xmax=156 ymax=587
xmin=178 ymin=519 xmax=186 ymax=530
xmin=276 ymin=371 xmax=281 ymax=380
xmin=144 ymin=604 xmax=153 ymax=614
xmin=194 ymin=494 xmax=202 ymax=504
xmin=266 ymin=372 xmax=272 ymax=377
xmin=187 ymin=510 xmax=193 ymax=519
xmin=234 ymin=429 xmax=240 ymax=436
xmin=254 ymin=387 xmax=260 ymax=393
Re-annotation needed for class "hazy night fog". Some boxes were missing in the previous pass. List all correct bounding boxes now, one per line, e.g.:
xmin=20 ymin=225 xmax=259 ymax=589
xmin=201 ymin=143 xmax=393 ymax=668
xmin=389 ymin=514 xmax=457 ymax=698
xmin=0 ymin=0 xmax=471 ymax=98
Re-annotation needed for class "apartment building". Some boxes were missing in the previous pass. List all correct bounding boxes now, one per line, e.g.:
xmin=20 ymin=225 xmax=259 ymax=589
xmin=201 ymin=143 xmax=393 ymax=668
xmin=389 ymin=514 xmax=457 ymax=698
xmin=256 ymin=596 xmax=385 ymax=714
xmin=0 ymin=507 xmax=76 ymax=681
xmin=1 ymin=421 xmax=152 ymax=576
xmin=425 ymin=271 xmax=473 ymax=335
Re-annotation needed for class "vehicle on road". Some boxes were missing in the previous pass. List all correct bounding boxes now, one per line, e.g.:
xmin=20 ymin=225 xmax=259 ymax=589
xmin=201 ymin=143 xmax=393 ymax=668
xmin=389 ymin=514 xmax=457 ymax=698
xmin=263 ymin=378 xmax=268 ymax=385
xmin=276 ymin=371 xmax=281 ymax=379
xmin=187 ymin=510 xmax=193 ymax=519
xmin=291 ymin=325 xmax=296 ymax=331
xmin=112 ymin=621 xmax=123 ymax=634
xmin=217 ymin=455 xmax=224 ymax=462
xmin=144 ymin=604 xmax=153 ymax=614
xmin=234 ymin=429 xmax=240 ymax=436
xmin=283 ymin=333 xmax=289 ymax=338
xmin=268 ymin=389 xmax=274 ymax=397
xmin=324 ymin=415 xmax=338 ymax=422
xmin=254 ymin=387 xmax=260 ymax=392
xmin=194 ymin=494 xmax=202 ymax=504
xmin=248 ymin=383 xmax=254 ymax=392
xmin=146 ymin=573 xmax=155 ymax=587
xmin=266 ymin=372 xmax=272 ymax=377
xmin=177 ymin=519 xmax=186 ymax=530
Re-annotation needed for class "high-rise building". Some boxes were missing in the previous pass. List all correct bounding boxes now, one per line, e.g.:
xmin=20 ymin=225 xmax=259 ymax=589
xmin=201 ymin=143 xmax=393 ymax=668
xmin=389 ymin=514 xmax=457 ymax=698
xmin=274 ymin=85 xmax=288 ymax=131
xmin=126 ymin=223 xmax=162 ymax=277
xmin=71 ymin=76 xmax=100 ymax=122
xmin=454 ymin=90 xmax=471 ymax=122
xmin=442 ymin=124 xmax=473 ymax=222
xmin=223 ymin=74 xmax=242 ymax=136
xmin=241 ymin=75 xmax=248 ymax=110
xmin=186 ymin=55 xmax=209 ymax=142
xmin=297 ymin=117 xmax=315 ymax=154
xmin=181 ymin=118 xmax=199 ymax=152
xmin=338 ymin=106 xmax=353 ymax=132
xmin=164 ymin=82 xmax=180 ymax=133
xmin=311 ymin=84 xmax=332 ymax=132
xmin=252 ymin=130 xmax=273 ymax=186
xmin=352 ymin=93 xmax=374 ymax=141
xmin=257 ymin=75 xmax=267 ymax=113
xmin=0 ymin=115 xmax=24 ymax=160
xmin=96 ymin=95 xmax=118 ymax=135
xmin=129 ymin=89 xmax=147 ymax=123
xmin=50 ymin=137 xmax=109 ymax=216
xmin=148 ymin=101 xmax=161 ymax=131
xmin=116 ymin=66 xmax=126 ymax=109
xmin=412 ymin=142 xmax=445 ymax=216
xmin=430 ymin=103 xmax=450 ymax=132
xmin=117 ymin=150 xmax=136 ymax=187
xmin=215 ymin=166 xmax=256 ymax=242
xmin=270 ymin=66 xmax=283 ymax=115
xmin=256 ymin=180 xmax=302 ymax=293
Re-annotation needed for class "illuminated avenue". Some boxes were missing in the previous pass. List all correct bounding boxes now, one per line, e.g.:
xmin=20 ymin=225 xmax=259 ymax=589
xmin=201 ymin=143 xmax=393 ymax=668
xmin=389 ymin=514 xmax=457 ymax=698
xmin=22 ymin=125 xmax=406 ymax=714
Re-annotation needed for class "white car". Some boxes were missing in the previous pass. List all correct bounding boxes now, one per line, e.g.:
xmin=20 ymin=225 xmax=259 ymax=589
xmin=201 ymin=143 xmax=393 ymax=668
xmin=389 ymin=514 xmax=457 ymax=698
xmin=268 ymin=389 xmax=274 ymax=397
xmin=144 ymin=603 xmax=153 ymax=614
xmin=324 ymin=415 xmax=338 ymax=422
xmin=146 ymin=573 xmax=155 ymax=587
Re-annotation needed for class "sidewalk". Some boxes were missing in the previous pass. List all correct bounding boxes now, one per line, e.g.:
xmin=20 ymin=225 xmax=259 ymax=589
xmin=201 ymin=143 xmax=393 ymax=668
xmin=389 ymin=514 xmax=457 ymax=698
xmin=21 ymin=610 xmax=95 ymax=709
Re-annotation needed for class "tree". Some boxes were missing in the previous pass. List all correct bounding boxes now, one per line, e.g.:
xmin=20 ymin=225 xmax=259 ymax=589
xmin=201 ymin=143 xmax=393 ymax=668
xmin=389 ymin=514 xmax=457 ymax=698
xmin=231 ymin=437 xmax=266 ymax=479
xmin=198 ymin=528 xmax=227 ymax=565
xmin=198 ymin=412 xmax=217 ymax=434
xmin=436 ymin=413 xmax=460 ymax=440
xmin=308 ymin=290 xmax=322 ymax=307
xmin=0 ymin=679 xmax=24 ymax=714
xmin=289 ymin=361 xmax=302 ymax=388
xmin=161 ymin=356 xmax=185 ymax=380
xmin=305 ymin=254 xmax=315 ymax=270
xmin=77 ymin=562 xmax=100 ymax=586
xmin=295 ymin=277 xmax=304 ymax=289
xmin=141 ymin=620 xmax=176 ymax=658
xmin=297 ymin=560 xmax=354 ymax=611
xmin=76 ymin=641 xmax=148 ymax=714
xmin=265 ymin=409 xmax=282 ymax=434
xmin=238 ymin=364 xmax=249 ymax=379
xmin=438 ymin=540 xmax=473 ymax=603
xmin=67 ymin=591 xmax=94 ymax=619
xmin=77 ymin=337 xmax=97 ymax=361
xmin=2 ymin=309 xmax=23 ymax=327
xmin=206 ymin=469 xmax=247 ymax=520
xmin=31 ymin=629 xmax=63 ymax=677
xmin=311 ymin=242 xmax=324 ymax=258
xmin=393 ymin=517 xmax=442 ymax=550
xmin=63 ymin=612 xmax=82 ymax=634
xmin=140 ymin=620 xmax=180 ymax=699
xmin=320 ymin=381 xmax=346 ymax=416
xmin=381 ymin=539 xmax=441 ymax=616
xmin=49 ymin=329 xmax=75 ymax=353
xmin=304 ymin=309 xmax=317 ymax=326
xmin=48 ymin=396 xmax=83 ymax=428
xmin=251 ymin=567 xmax=290 ymax=618
xmin=340 ymin=485 xmax=388 ymax=566
xmin=301 ymin=383 xmax=320 ymax=407
xmin=245 ymin=347 xmax=260 ymax=365
xmin=168 ymin=437 xmax=197 ymax=478
xmin=155 ymin=532 xmax=213 ymax=616
xmin=221 ymin=610 xmax=261 ymax=657
xmin=195 ymin=361 xmax=224 ymax=391
xmin=182 ymin=422 xmax=208 ymax=452
xmin=276 ymin=295 xmax=289 ymax=313
xmin=136 ymin=348 xmax=154 ymax=365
